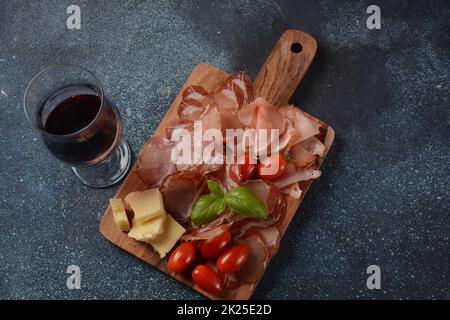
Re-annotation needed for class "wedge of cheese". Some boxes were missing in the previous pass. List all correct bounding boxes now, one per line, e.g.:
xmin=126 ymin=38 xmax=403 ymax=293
xmin=125 ymin=189 xmax=164 ymax=224
xmin=128 ymin=213 xmax=167 ymax=242
xmin=146 ymin=214 xmax=186 ymax=258
xmin=109 ymin=198 xmax=130 ymax=232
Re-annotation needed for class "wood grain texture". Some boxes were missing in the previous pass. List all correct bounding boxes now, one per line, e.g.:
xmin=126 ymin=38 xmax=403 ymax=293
xmin=99 ymin=30 xmax=334 ymax=300
xmin=252 ymin=29 xmax=317 ymax=106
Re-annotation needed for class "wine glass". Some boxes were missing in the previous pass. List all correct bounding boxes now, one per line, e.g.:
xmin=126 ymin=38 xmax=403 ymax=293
xmin=24 ymin=64 xmax=131 ymax=188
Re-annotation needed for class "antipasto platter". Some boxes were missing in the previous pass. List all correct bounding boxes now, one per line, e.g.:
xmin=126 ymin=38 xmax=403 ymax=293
xmin=100 ymin=30 xmax=335 ymax=299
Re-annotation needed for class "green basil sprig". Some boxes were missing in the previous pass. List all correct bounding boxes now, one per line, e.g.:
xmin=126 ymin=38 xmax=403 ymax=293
xmin=191 ymin=194 xmax=226 ymax=225
xmin=207 ymin=179 xmax=225 ymax=197
xmin=191 ymin=180 xmax=268 ymax=225
xmin=225 ymin=187 xmax=268 ymax=220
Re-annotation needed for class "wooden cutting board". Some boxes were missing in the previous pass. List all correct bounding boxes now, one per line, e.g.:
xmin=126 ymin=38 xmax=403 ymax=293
xmin=99 ymin=29 xmax=335 ymax=300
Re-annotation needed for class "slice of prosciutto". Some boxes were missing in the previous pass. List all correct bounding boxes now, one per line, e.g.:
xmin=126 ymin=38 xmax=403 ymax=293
xmin=217 ymin=106 xmax=242 ymax=131
xmin=237 ymin=98 xmax=286 ymax=156
xmin=212 ymin=72 xmax=252 ymax=112
xmin=160 ymin=170 xmax=205 ymax=224
xmin=257 ymin=226 xmax=281 ymax=258
xmin=273 ymin=163 xmax=321 ymax=189
xmin=238 ymin=98 xmax=286 ymax=134
xmin=290 ymin=136 xmax=325 ymax=168
xmin=199 ymin=104 xmax=222 ymax=133
xmin=136 ymin=137 xmax=177 ymax=187
xmin=165 ymin=118 xmax=194 ymax=139
xmin=178 ymin=86 xmax=209 ymax=120
xmin=183 ymin=85 xmax=209 ymax=102
xmin=235 ymin=231 xmax=269 ymax=285
xmin=280 ymin=182 xmax=302 ymax=199
xmin=182 ymin=210 xmax=234 ymax=241
xmin=168 ymin=105 xmax=224 ymax=175
xmin=222 ymin=272 xmax=239 ymax=289
xmin=213 ymin=81 xmax=244 ymax=112
xmin=279 ymin=106 xmax=321 ymax=146
xmin=230 ymin=71 xmax=252 ymax=104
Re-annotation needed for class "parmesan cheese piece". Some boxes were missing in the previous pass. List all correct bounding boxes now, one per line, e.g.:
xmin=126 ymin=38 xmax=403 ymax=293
xmin=146 ymin=214 xmax=186 ymax=258
xmin=109 ymin=198 xmax=130 ymax=232
xmin=125 ymin=189 xmax=164 ymax=224
xmin=128 ymin=213 xmax=167 ymax=242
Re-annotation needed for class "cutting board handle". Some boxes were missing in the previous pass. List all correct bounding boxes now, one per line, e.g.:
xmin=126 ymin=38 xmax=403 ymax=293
xmin=252 ymin=29 xmax=317 ymax=106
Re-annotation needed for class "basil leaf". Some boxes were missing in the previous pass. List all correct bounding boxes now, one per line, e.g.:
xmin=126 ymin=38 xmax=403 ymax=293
xmin=225 ymin=186 xmax=268 ymax=220
xmin=207 ymin=179 xmax=225 ymax=198
xmin=191 ymin=194 xmax=227 ymax=225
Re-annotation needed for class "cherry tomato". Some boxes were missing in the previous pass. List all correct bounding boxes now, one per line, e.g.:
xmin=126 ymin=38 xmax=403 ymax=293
xmin=192 ymin=265 xmax=223 ymax=295
xmin=168 ymin=242 xmax=196 ymax=273
xmin=201 ymin=230 xmax=232 ymax=259
xmin=257 ymin=153 xmax=288 ymax=180
xmin=216 ymin=243 xmax=249 ymax=274
xmin=239 ymin=153 xmax=257 ymax=181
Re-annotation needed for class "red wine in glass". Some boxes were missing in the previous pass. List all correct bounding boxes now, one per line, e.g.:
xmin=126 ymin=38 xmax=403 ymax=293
xmin=41 ymin=93 xmax=119 ymax=166
xmin=24 ymin=65 xmax=131 ymax=188
xmin=44 ymin=94 xmax=101 ymax=135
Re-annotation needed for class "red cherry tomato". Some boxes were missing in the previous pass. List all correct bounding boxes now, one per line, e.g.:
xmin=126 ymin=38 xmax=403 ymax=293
xmin=257 ymin=153 xmax=288 ymax=180
xmin=168 ymin=242 xmax=196 ymax=273
xmin=201 ymin=230 xmax=232 ymax=259
xmin=192 ymin=265 xmax=223 ymax=295
xmin=216 ymin=243 xmax=249 ymax=274
xmin=239 ymin=153 xmax=257 ymax=181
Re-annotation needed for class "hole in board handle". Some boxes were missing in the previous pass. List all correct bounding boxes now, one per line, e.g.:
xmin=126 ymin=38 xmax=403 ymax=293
xmin=290 ymin=42 xmax=303 ymax=53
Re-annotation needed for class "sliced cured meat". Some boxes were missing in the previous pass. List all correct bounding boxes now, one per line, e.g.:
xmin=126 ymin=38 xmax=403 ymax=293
xmin=238 ymin=98 xmax=286 ymax=134
xmin=217 ymin=106 xmax=242 ymax=130
xmin=136 ymin=137 xmax=177 ymax=187
xmin=169 ymin=106 xmax=224 ymax=174
xmin=170 ymin=124 xmax=197 ymax=172
xmin=183 ymin=222 xmax=233 ymax=241
xmin=236 ymin=102 xmax=257 ymax=127
xmin=222 ymin=164 xmax=240 ymax=191
xmin=178 ymin=86 xmax=209 ymax=120
xmin=137 ymin=137 xmax=176 ymax=167
xmin=198 ymin=105 xmax=224 ymax=169
xmin=273 ymin=163 xmax=321 ymax=189
xmin=237 ymin=98 xmax=286 ymax=156
xmin=135 ymin=165 xmax=176 ymax=189
xmin=271 ymin=193 xmax=287 ymax=229
xmin=230 ymin=71 xmax=252 ymax=105
xmin=235 ymin=232 xmax=269 ymax=285
xmin=178 ymin=99 xmax=205 ymax=120
xmin=199 ymin=104 xmax=222 ymax=133
xmin=289 ymin=136 xmax=325 ymax=168
xmin=195 ymin=163 xmax=225 ymax=176
xmin=183 ymin=85 xmax=209 ymax=101
xmin=257 ymin=226 xmax=281 ymax=258
xmin=182 ymin=210 xmax=235 ymax=240
xmin=257 ymin=100 xmax=286 ymax=134
xmin=160 ymin=170 xmax=205 ymax=225
xmin=212 ymin=72 xmax=252 ymax=112
xmin=176 ymin=163 xmax=224 ymax=178
xmin=275 ymin=120 xmax=295 ymax=153
xmin=279 ymin=106 xmax=321 ymax=145
xmin=280 ymin=182 xmax=302 ymax=199
xmin=222 ymin=272 xmax=239 ymax=289
xmin=165 ymin=118 xmax=194 ymax=139
xmin=216 ymin=81 xmax=244 ymax=111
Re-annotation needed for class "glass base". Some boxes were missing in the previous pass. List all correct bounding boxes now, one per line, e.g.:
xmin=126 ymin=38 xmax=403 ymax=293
xmin=71 ymin=140 xmax=132 ymax=188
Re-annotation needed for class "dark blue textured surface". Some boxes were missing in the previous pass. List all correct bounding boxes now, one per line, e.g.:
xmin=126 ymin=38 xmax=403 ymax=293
xmin=0 ymin=0 xmax=449 ymax=299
